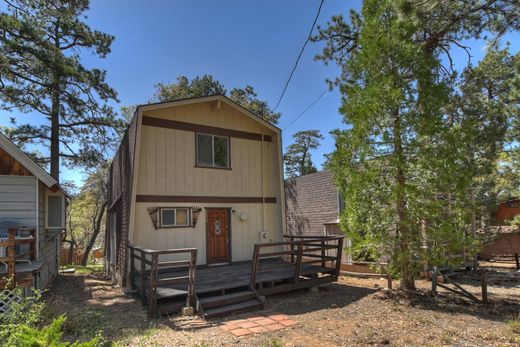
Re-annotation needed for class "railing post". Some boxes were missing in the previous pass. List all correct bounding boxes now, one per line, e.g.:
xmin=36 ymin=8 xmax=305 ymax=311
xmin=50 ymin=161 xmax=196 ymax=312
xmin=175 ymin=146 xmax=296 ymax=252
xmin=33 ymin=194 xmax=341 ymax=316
xmin=321 ymin=240 xmax=326 ymax=268
xmin=187 ymin=249 xmax=197 ymax=308
xmin=250 ymin=245 xmax=260 ymax=288
xmin=294 ymin=242 xmax=303 ymax=283
xmin=335 ymin=237 xmax=343 ymax=276
xmin=140 ymin=250 xmax=146 ymax=304
xmin=515 ymin=253 xmax=519 ymax=270
xmin=149 ymin=254 xmax=159 ymax=318
xmin=7 ymin=228 xmax=16 ymax=288
xmin=129 ymin=247 xmax=135 ymax=290
xmin=290 ymin=236 xmax=295 ymax=263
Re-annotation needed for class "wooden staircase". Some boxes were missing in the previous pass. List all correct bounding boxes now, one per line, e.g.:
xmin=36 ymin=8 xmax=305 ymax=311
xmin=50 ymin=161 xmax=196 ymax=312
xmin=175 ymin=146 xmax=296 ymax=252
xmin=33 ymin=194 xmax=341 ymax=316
xmin=197 ymin=287 xmax=264 ymax=318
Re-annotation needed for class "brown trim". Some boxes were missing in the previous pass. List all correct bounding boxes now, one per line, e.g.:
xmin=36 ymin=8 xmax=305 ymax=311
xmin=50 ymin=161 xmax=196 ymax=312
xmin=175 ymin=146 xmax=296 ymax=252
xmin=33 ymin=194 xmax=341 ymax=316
xmin=136 ymin=195 xmax=277 ymax=204
xmin=142 ymin=116 xmax=272 ymax=142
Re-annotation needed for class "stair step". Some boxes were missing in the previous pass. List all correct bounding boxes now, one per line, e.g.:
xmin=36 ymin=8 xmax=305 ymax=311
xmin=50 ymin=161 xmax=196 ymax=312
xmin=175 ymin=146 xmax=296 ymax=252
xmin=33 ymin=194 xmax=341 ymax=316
xmin=156 ymin=302 xmax=183 ymax=315
xmin=203 ymin=299 xmax=263 ymax=319
xmin=198 ymin=290 xmax=257 ymax=309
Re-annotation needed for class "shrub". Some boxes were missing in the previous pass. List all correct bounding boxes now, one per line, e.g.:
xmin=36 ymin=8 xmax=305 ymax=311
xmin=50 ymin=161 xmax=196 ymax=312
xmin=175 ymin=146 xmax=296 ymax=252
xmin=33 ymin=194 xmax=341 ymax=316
xmin=8 ymin=315 xmax=100 ymax=347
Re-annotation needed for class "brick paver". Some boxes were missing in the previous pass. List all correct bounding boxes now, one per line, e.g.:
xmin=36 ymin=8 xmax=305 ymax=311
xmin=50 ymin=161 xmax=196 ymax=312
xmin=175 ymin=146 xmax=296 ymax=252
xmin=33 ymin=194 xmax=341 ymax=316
xmin=219 ymin=311 xmax=296 ymax=337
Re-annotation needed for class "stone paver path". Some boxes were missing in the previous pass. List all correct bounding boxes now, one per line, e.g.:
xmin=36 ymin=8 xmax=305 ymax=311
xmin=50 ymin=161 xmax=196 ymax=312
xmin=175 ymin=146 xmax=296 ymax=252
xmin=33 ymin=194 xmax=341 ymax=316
xmin=220 ymin=312 xmax=296 ymax=337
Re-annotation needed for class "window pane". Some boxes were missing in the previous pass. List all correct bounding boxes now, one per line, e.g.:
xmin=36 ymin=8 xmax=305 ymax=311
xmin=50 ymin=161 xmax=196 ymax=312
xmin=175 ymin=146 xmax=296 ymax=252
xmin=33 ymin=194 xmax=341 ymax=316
xmin=161 ymin=209 xmax=175 ymax=226
xmin=176 ymin=209 xmax=188 ymax=225
xmin=197 ymin=134 xmax=213 ymax=166
xmin=48 ymin=196 xmax=63 ymax=228
xmin=214 ymin=136 xmax=229 ymax=168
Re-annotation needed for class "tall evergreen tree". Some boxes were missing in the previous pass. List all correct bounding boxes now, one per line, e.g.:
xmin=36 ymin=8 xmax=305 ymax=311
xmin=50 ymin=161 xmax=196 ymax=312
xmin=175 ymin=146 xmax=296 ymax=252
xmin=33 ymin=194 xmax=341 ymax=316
xmin=313 ymin=0 xmax=518 ymax=289
xmin=284 ymin=130 xmax=324 ymax=177
xmin=0 ymin=0 xmax=123 ymax=181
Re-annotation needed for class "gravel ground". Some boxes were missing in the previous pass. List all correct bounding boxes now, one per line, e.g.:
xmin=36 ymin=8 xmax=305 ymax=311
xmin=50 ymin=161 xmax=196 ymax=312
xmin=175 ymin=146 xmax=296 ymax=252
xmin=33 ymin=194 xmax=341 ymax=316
xmin=45 ymin=270 xmax=520 ymax=347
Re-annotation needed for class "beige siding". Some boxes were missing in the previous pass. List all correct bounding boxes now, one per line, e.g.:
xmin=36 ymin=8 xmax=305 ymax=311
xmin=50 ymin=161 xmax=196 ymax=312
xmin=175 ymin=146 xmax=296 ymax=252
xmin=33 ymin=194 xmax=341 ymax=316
xmin=131 ymin=99 xmax=284 ymax=264
xmin=133 ymin=202 xmax=282 ymax=264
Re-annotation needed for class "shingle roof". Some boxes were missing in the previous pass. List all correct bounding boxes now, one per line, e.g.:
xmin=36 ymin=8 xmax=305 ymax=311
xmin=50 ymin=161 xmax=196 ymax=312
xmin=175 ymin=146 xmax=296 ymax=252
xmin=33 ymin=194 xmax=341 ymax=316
xmin=285 ymin=171 xmax=340 ymax=236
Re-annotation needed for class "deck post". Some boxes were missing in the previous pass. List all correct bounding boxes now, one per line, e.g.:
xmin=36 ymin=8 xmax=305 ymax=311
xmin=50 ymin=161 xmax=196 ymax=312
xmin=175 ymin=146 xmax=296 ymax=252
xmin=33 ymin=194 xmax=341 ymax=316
xmin=7 ymin=228 xmax=16 ymax=288
xmin=129 ymin=248 xmax=135 ymax=290
xmin=294 ymin=242 xmax=303 ymax=283
xmin=321 ymin=241 xmax=326 ymax=268
xmin=515 ymin=253 xmax=519 ymax=270
xmin=290 ymin=236 xmax=295 ymax=263
xmin=250 ymin=245 xmax=260 ymax=288
xmin=149 ymin=254 xmax=159 ymax=318
xmin=335 ymin=237 xmax=343 ymax=276
xmin=140 ymin=250 xmax=146 ymax=304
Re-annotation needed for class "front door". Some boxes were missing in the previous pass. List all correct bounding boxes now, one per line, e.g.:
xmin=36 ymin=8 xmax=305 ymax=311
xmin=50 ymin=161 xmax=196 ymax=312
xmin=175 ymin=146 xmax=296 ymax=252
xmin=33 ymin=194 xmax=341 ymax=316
xmin=206 ymin=208 xmax=230 ymax=264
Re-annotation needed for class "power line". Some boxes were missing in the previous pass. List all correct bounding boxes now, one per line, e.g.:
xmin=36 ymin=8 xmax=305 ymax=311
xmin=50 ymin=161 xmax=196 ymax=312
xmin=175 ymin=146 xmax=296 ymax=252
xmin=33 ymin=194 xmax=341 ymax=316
xmin=283 ymin=88 xmax=329 ymax=131
xmin=273 ymin=0 xmax=325 ymax=111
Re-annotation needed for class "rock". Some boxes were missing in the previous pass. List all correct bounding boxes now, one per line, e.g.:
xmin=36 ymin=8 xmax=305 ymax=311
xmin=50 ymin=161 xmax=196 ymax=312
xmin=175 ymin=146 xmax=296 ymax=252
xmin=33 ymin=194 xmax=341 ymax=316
xmin=331 ymin=303 xmax=338 ymax=308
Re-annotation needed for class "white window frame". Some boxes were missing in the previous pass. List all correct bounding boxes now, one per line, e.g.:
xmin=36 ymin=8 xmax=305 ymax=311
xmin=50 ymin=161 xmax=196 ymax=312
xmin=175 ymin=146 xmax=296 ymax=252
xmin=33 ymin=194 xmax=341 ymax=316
xmin=196 ymin=133 xmax=230 ymax=168
xmin=159 ymin=207 xmax=191 ymax=228
xmin=45 ymin=191 xmax=65 ymax=229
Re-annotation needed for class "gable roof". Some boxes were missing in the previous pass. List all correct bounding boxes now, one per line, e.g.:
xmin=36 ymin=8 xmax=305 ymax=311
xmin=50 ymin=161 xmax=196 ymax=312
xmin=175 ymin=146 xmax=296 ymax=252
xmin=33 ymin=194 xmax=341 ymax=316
xmin=136 ymin=94 xmax=281 ymax=134
xmin=0 ymin=131 xmax=59 ymax=189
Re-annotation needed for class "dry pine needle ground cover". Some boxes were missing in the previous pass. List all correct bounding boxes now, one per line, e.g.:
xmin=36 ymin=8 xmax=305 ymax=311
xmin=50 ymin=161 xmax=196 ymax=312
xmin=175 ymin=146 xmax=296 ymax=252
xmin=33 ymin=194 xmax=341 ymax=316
xmin=44 ymin=270 xmax=520 ymax=347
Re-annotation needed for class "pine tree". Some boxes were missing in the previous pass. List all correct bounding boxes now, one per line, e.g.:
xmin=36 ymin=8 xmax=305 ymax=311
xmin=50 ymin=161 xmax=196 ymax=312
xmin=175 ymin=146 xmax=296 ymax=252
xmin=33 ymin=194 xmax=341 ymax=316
xmin=0 ymin=0 xmax=123 ymax=181
xmin=283 ymin=130 xmax=324 ymax=177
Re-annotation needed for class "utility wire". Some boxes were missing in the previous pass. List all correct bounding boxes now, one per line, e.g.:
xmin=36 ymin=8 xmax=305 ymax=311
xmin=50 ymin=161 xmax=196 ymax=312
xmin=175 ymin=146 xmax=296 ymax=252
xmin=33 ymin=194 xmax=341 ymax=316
xmin=283 ymin=88 xmax=329 ymax=131
xmin=272 ymin=0 xmax=325 ymax=111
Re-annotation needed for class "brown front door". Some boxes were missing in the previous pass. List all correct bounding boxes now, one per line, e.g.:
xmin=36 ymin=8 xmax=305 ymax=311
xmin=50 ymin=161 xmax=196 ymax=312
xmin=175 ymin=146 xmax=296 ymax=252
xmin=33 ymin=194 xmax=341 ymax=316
xmin=206 ymin=208 xmax=231 ymax=264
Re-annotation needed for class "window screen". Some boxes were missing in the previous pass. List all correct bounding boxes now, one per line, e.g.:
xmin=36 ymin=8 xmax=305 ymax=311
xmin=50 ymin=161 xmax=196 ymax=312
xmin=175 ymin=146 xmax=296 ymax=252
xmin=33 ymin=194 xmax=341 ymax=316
xmin=161 ymin=209 xmax=176 ymax=227
xmin=47 ymin=195 xmax=63 ymax=228
xmin=196 ymin=133 xmax=229 ymax=168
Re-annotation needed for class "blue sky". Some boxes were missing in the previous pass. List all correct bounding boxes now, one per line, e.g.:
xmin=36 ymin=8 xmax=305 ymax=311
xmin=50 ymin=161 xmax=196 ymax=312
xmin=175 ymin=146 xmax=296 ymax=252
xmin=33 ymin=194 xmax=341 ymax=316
xmin=0 ymin=0 xmax=518 ymax=186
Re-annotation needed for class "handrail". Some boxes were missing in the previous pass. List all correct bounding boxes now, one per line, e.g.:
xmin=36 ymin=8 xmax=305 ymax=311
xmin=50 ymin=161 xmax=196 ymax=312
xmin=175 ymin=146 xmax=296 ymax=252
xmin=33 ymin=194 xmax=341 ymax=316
xmin=250 ymin=236 xmax=344 ymax=288
xmin=128 ymin=244 xmax=197 ymax=318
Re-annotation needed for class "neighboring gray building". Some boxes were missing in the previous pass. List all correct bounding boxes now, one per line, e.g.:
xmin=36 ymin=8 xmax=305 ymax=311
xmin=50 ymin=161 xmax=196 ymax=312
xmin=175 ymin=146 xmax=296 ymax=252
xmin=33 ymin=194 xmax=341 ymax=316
xmin=285 ymin=171 xmax=344 ymax=236
xmin=0 ymin=132 xmax=67 ymax=289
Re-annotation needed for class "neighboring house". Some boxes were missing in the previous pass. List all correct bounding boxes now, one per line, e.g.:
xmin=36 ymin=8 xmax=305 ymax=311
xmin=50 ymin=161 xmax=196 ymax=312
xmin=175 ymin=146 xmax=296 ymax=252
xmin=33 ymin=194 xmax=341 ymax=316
xmin=106 ymin=95 xmax=285 ymax=286
xmin=0 ymin=132 xmax=67 ymax=289
xmin=285 ymin=171 xmax=343 ymax=236
xmin=495 ymin=198 xmax=520 ymax=223
xmin=480 ymin=226 xmax=520 ymax=259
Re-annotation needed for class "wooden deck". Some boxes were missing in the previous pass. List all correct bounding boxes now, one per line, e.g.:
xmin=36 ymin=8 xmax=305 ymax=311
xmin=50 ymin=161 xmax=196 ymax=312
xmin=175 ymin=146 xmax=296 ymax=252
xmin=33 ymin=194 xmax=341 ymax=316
xmin=128 ymin=235 xmax=344 ymax=318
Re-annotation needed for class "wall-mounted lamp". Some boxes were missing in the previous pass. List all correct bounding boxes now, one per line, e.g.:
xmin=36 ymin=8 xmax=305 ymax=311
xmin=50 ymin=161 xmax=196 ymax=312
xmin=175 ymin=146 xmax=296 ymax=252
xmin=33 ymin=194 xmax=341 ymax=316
xmin=192 ymin=207 xmax=202 ymax=227
xmin=239 ymin=213 xmax=247 ymax=222
xmin=147 ymin=206 xmax=159 ymax=229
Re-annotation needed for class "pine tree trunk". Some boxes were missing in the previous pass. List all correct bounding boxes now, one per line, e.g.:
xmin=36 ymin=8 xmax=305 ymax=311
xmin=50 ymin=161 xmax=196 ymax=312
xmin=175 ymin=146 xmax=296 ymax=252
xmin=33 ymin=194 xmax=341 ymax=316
xmin=393 ymin=109 xmax=416 ymax=290
xmin=81 ymin=201 xmax=107 ymax=266
xmin=50 ymin=21 xmax=61 ymax=181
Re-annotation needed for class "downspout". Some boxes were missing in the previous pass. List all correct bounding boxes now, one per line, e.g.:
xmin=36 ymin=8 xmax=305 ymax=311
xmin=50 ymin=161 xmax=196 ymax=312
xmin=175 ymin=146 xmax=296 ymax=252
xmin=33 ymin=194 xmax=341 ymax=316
xmin=261 ymin=129 xmax=265 ymax=235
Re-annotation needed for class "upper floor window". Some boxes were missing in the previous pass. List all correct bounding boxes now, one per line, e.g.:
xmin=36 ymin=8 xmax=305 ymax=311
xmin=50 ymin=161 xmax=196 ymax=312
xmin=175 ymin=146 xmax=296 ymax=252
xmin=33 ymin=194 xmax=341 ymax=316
xmin=196 ymin=133 xmax=230 ymax=169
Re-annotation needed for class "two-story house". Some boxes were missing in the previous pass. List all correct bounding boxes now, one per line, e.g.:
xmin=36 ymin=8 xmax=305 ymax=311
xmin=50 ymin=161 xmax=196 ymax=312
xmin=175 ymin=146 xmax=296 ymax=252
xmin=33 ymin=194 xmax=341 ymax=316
xmin=106 ymin=95 xmax=285 ymax=286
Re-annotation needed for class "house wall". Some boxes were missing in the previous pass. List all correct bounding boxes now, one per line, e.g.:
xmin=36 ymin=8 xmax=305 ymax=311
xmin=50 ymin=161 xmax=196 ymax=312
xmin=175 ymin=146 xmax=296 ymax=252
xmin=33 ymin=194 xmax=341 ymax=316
xmin=130 ymin=101 xmax=283 ymax=265
xmin=285 ymin=171 xmax=340 ymax=236
xmin=480 ymin=233 xmax=520 ymax=259
xmin=0 ymin=175 xmax=37 ymax=227
xmin=495 ymin=201 xmax=520 ymax=223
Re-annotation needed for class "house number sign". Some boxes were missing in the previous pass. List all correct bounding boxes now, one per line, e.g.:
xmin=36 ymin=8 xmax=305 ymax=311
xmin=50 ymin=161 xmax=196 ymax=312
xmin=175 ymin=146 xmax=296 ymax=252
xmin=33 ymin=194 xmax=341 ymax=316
xmin=214 ymin=220 xmax=222 ymax=235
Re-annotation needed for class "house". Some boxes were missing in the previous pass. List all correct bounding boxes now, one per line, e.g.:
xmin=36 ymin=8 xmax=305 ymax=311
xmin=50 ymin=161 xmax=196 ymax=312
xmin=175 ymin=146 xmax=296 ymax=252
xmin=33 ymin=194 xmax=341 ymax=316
xmin=285 ymin=171 xmax=344 ymax=237
xmin=0 ymin=132 xmax=67 ymax=290
xmin=495 ymin=198 xmax=520 ymax=224
xmin=106 ymin=95 xmax=286 ymax=286
xmin=479 ymin=226 xmax=520 ymax=260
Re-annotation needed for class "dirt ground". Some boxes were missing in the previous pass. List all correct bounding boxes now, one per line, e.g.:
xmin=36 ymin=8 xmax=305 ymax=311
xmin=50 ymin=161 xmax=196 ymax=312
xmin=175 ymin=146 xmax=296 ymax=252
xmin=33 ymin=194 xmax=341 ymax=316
xmin=45 ymin=269 xmax=520 ymax=347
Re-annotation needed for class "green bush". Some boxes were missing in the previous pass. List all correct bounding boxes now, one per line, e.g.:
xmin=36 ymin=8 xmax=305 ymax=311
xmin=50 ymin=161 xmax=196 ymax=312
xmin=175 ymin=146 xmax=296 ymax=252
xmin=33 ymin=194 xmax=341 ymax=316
xmin=0 ymin=284 xmax=45 ymax=343
xmin=8 ymin=315 xmax=100 ymax=347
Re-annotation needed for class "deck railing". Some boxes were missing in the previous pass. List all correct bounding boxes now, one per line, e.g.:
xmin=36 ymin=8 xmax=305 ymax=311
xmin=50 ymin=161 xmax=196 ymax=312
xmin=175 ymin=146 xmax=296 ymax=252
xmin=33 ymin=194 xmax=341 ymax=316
xmin=0 ymin=228 xmax=36 ymax=289
xmin=128 ymin=244 xmax=197 ymax=318
xmin=249 ymin=235 xmax=344 ymax=289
